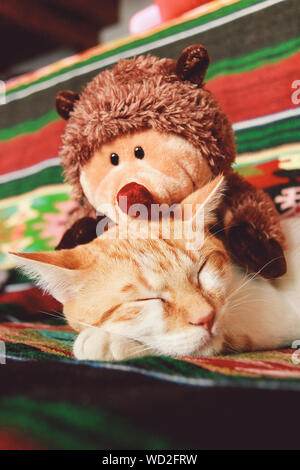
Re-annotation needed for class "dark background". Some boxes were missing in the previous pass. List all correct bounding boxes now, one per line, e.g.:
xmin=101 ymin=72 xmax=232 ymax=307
xmin=0 ymin=0 xmax=120 ymax=78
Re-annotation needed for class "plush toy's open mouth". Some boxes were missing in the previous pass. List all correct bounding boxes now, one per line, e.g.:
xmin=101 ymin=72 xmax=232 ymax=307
xmin=117 ymin=182 xmax=156 ymax=219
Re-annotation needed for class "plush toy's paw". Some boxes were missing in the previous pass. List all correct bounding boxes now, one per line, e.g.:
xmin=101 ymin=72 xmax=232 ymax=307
xmin=73 ymin=327 xmax=149 ymax=361
xmin=56 ymin=216 xmax=102 ymax=250
xmin=228 ymin=222 xmax=287 ymax=279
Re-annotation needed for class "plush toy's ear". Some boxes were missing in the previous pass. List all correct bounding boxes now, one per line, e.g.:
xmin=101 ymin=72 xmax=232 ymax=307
xmin=56 ymin=90 xmax=80 ymax=120
xmin=176 ymin=44 xmax=210 ymax=86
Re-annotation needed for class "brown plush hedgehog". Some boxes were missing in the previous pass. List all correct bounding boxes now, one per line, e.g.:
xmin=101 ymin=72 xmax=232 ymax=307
xmin=55 ymin=45 xmax=286 ymax=279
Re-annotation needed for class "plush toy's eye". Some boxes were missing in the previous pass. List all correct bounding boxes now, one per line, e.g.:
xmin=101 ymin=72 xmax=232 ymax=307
xmin=134 ymin=146 xmax=144 ymax=159
xmin=110 ymin=153 xmax=119 ymax=165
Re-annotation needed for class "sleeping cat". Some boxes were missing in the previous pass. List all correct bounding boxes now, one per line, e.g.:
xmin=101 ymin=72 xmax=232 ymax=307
xmin=12 ymin=178 xmax=300 ymax=361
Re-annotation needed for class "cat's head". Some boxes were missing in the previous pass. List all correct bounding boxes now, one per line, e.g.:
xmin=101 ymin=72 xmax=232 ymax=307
xmin=12 ymin=176 xmax=231 ymax=357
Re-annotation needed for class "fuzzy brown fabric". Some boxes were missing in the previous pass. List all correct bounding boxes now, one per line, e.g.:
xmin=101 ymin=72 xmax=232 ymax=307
xmin=60 ymin=51 xmax=235 ymax=204
xmin=56 ymin=44 xmax=286 ymax=277
xmin=56 ymin=90 xmax=80 ymax=121
xmin=223 ymin=172 xmax=285 ymax=244
xmin=56 ymin=216 xmax=104 ymax=250
xmin=176 ymin=44 xmax=210 ymax=86
xmin=217 ymin=172 xmax=287 ymax=278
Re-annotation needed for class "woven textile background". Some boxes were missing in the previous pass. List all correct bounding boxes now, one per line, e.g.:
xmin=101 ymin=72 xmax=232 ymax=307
xmin=0 ymin=0 xmax=299 ymax=450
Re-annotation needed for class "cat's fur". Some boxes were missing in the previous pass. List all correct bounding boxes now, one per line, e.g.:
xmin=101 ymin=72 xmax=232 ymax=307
xmin=12 ymin=179 xmax=300 ymax=361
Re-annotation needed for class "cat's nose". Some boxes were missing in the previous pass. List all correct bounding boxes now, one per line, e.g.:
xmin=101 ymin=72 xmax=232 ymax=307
xmin=117 ymin=182 xmax=156 ymax=218
xmin=189 ymin=310 xmax=215 ymax=332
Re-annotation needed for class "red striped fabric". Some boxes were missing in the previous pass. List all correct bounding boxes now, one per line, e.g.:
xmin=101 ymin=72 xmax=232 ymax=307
xmin=0 ymin=120 xmax=65 ymax=176
xmin=2 ymin=51 xmax=299 ymax=177
xmin=0 ymin=430 xmax=44 ymax=450
xmin=207 ymin=51 xmax=300 ymax=122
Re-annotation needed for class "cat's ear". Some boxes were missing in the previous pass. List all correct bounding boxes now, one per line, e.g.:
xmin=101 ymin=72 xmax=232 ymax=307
xmin=10 ymin=249 xmax=86 ymax=303
xmin=182 ymin=175 xmax=225 ymax=217
xmin=181 ymin=175 xmax=225 ymax=233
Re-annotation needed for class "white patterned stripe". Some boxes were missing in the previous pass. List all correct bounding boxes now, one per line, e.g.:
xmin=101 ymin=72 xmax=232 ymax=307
xmin=0 ymin=157 xmax=61 ymax=184
xmin=233 ymin=107 xmax=300 ymax=131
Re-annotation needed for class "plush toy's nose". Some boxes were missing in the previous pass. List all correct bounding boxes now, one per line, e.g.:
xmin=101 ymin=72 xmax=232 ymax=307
xmin=117 ymin=182 xmax=156 ymax=218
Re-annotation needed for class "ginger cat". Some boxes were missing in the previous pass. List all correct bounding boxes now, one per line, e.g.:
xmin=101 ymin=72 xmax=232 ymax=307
xmin=12 ymin=177 xmax=300 ymax=361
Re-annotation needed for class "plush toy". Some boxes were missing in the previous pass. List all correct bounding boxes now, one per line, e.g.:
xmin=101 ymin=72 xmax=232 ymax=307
xmin=55 ymin=44 xmax=286 ymax=279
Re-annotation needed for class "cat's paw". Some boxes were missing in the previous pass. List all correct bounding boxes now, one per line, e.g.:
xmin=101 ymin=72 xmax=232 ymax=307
xmin=228 ymin=222 xmax=287 ymax=279
xmin=73 ymin=328 xmax=115 ymax=361
xmin=73 ymin=327 xmax=147 ymax=361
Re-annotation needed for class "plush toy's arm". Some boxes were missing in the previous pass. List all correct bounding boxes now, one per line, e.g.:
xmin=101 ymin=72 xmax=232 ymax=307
xmin=220 ymin=172 xmax=287 ymax=279
xmin=56 ymin=197 xmax=102 ymax=250
xmin=56 ymin=216 xmax=105 ymax=250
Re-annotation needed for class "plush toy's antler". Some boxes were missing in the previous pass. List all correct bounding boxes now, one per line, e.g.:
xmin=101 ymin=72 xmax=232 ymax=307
xmin=176 ymin=44 xmax=210 ymax=86
xmin=56 ymin=90 xmax=80 ymax=120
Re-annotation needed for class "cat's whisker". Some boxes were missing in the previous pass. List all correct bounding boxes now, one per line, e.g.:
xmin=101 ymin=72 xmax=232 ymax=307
xmin=228 ymin=297 xmax=273 ymax=311
xmin=227 ymin=291 xmax=258 ymax=308
xmin=227 ymin=256 xmax=284 ymax=302
xmin=40 ymin=309 xmax=140 ymax=342
xmin=204 ymin=224 xmax=232 ymax=243
xmin=39 ymin=310 xmax=65 ymax=320
xmin=127 ymin=343 xmax=156 ymax=356
xmin=40 ymin=309 xmax=193 ymax=351
xmin=227 ymin=280 xmax=285 ymax=310
xmin=41 ymin=308 xmax=158 ymax=357
xmin=206 ymin=220 xmax=247 ymax=244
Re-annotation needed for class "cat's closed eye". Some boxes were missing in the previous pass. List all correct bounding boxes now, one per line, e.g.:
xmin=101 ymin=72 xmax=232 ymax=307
xmin=135 ymin=297 xmax=166 ymax=303
xmin=197 ymin=259 xmax=208 ymax=280
xmin=198 ymin=251 xmax=230 ymax=291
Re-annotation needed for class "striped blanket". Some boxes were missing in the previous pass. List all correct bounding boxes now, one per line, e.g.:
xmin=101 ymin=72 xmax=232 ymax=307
xmin=0 ymin=0 xmax=300 ymax=450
